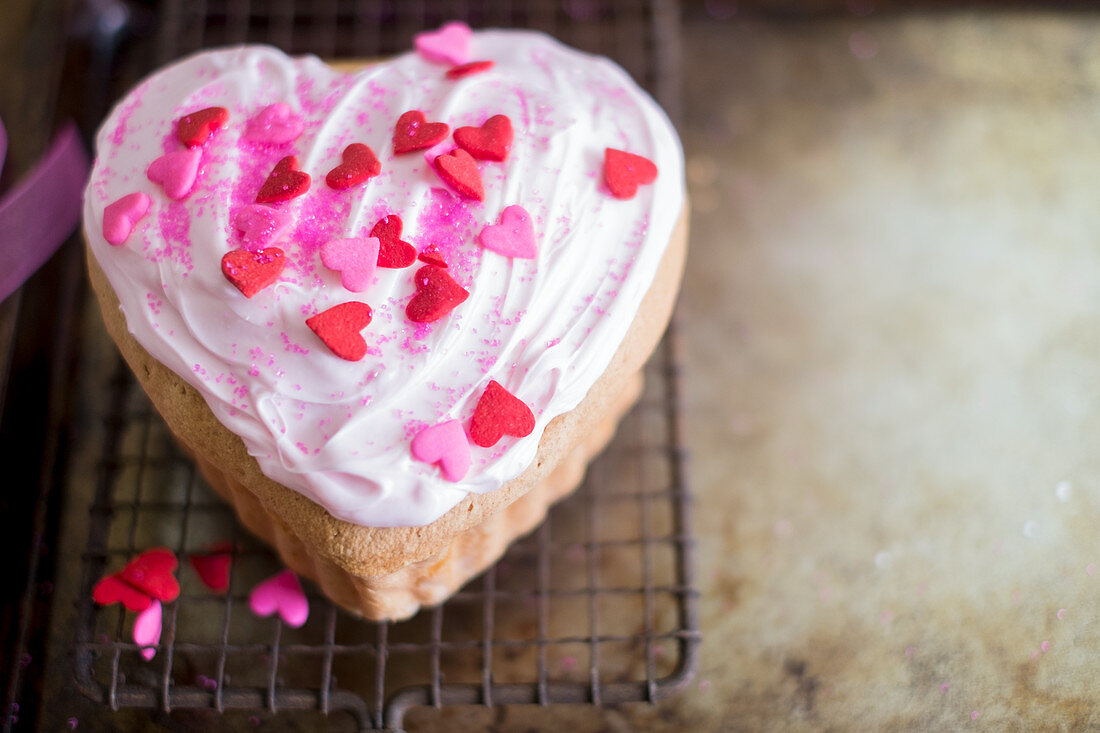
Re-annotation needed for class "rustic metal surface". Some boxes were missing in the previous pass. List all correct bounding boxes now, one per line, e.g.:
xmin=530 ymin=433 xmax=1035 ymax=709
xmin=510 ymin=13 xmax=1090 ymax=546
xmin=672 ymin=8 xmax=1100 ymax=730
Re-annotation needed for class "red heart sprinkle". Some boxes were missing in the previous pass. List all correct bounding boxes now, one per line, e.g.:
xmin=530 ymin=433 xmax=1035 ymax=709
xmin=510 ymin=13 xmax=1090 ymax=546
xmin=221 ymin=247 xmax=286 ymax=298
xmin=406 ymin=265 xmax=469 ymax=323
xmin=393 ymin=110 xmax=450 ymax=154
xmin=469 ymin=380 xmax=536 ymax=448
xmin=603 ymin=148 xmax=658 ymax=200
xmin=454 ymin=114 xmax=513 ymax=162
xmin=176 ymin=106 xmax=229 ymax=148
xmin=417 ymin=244 xmax=448 ymax=268
xmin=434 ymin=149 xmax=483 ymax=200
xmin=117 ymin=548 xmax=180 ymax=603
xmin=92 ymin=575 xmax=152 ymax=612
xmin=371 ymin=215 xmax=418 ymax=268
xmin=325 ymin=143 xmax=381 ymax=189
xmin=190 ymin=547 xmax=232 ymax=593
xmin=446 ymin=60 xmax=495 ymax=79
xmin=307 ymin=302 xmax=374 ymax=361
xmin=256 ymin=155 xmax=311 ymax=203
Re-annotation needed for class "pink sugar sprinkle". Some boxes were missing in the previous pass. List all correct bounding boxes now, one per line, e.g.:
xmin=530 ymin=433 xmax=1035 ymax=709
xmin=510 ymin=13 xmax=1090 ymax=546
xmin=151 ymin=203 xmax=193 ymax=272
xmin=940 ymin=683 xmax=950 ymax=694
xmin=280 ymin=332 xmax=310 ymax=354
xmin=404 ymin=419 xmax=430 ymax=441
xmin=291 ymin=189 xmax=352 ymax=276
xmin=1057 ymin=608 xmax=1066 ymax=619
xmin=1088 ymin=563 xmax=1096 ymax=576
xmin=970 ymin=711 xmax=981 ymax=721
xmin=109 ymin=90 xmax=145 ymax=146
xmin=1040 ymin=641 xmax=1051 ymax=652
xmin=414 ymin=188 xmax=479 ymax=269
xmin=546 ymin=338 xmax=561 ymax=348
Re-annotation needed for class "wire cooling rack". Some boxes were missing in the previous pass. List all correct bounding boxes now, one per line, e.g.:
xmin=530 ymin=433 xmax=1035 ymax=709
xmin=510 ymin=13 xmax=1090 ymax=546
xmin=72 ymin=328 xmax=696 ymax=730
xmin=67 ymin=1 xmax=695 ymax=730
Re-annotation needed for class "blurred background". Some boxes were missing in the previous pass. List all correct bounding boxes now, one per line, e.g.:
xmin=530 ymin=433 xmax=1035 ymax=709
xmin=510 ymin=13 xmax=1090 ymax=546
xmin=5 ymin=0 xmax=1100 ymax=729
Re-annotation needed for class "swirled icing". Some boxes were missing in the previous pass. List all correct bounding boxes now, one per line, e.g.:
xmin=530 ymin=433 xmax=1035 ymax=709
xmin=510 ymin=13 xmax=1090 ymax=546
xmin=83 ymin=31 xmax=684 ymax=527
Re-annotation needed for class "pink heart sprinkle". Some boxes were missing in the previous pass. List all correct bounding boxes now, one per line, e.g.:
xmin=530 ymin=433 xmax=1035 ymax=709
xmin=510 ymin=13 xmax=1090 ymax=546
xmin=320 ymin=237 xmax=380 ymax=293
xmin=249 ymin=569 xmax=308 ymax=628
xmin=102 ymin=192 xmax=151 ymax=246
xmin=146 ymin=148 xmax=201 ymax=200
xmin=411 ymin=420 xmax=471 ymax=482
xmin=478 ymin=205 xmax=538 ymax=259
xmin=414 ymin=21 xmax=472 ymax=66
xmin=133 ymin=600 xmax=162 ymax=661
xmin=423 ymin=140 xmax=454 ymax=168
xmin=232 ymin=204 xmax=291 ymax=251
xmin=244 ymin=102 xmax=304 ymax=144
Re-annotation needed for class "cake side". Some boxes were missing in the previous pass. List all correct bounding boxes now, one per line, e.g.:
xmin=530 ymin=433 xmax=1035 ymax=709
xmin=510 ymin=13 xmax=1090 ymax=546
xmin=85 ymin=204 xmax=687 ymax=579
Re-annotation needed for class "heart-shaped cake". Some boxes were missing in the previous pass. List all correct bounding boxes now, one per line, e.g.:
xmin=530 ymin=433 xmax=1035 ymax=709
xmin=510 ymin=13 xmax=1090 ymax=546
xmin=84 ymin=27 xmax=686 ymax=619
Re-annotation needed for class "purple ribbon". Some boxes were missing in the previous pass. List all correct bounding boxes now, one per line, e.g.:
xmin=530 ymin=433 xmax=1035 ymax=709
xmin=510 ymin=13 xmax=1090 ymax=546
xmin=0 ymin=117 xmax=90 ymax=302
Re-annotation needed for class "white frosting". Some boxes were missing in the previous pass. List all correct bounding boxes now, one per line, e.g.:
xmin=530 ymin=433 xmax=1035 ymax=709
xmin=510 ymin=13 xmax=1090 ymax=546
xmin=84 ymin=32 xmax=684 ymax=527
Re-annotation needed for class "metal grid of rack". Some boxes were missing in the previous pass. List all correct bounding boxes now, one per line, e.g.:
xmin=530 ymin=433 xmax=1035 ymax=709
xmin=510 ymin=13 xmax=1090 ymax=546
xmin=73 ymin=329 xmax=696 ymax=730
xmin=68 ymin=1 xmax=696 ymax=730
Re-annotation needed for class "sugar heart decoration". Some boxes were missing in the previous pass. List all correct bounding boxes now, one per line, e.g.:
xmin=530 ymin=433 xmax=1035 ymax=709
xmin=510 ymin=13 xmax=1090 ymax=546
xmin=133 ymin=600 xmax=163 ymax=661
xmin=393 ymin=111 xmax=450 ymax=155
xmin=415 ymin=21 xmax=472 ymax=65
xmin=92 ymin=575 xmax=152 ymax=612
xmin=603 ymin=148 xmax=658 ymax=200
xmin=232 ymin=204 xmax=290 ymax=251
xmin=446 ymin=60 xmax=495 ymax=79
xmin=221 ymin=247 xmax=286 ymax=298
xmin=325 ymin=143 xmax=381 ymax=189
xmin=469 ymin=380 xmax=536 ymax=447
xmin=411 ymin=420 xmax=471 ymax=481
xmin=93 ymin=548 xmax=180 ymax=610
xmin=434 ymin=149 xmax=483 ymax=200
xmin=406 ymin=265 xmax=469 ymax=323
xmin=371 ymin=215 xmax=417 ymax=268
xmin=320 ymin=237 xmax=380 ymax=292
xmin=249 ymin=569 xmax=309 ymax=628
xmin=478 ymin=205 xmax=537 ymax=259
xmin=176 ymin=106 xmax=228 ymax=148
xmin=454 ymin=114 xmax=513 ymax=162
xmin=102 ymin=192 xmax=151 ymax=246
xmin=147 ymin=148 xmax=201 ymax=200
xmin=256 ymin=155 xmax=310 ymax=203
xmin=244 ymin=102 xmax=304 ymax=144
xmin=118 ymin=548 xmax=181 ymax=602
xmin=417 ymin=244 xmax=448 ymax=268
xmin=306 ymin=301 xmax=374 ymax=360
xmin=423 ymin=140 xmax=453 ymax=167
xmin=189 ymin=545 xmax=233 ymax=593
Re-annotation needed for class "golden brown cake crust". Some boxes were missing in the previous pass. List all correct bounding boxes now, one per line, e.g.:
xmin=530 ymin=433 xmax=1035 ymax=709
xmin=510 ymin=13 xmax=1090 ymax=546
xmin=86 ymin=206 xmax=686 ymax=579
